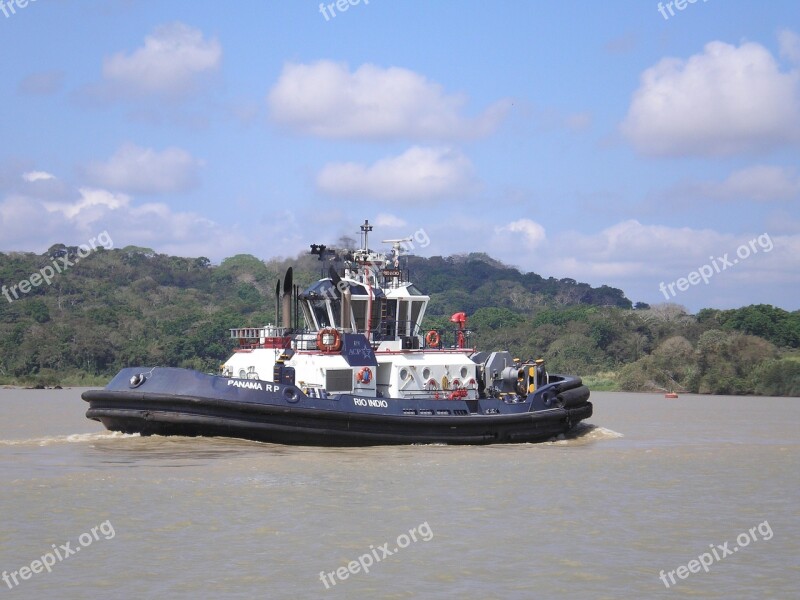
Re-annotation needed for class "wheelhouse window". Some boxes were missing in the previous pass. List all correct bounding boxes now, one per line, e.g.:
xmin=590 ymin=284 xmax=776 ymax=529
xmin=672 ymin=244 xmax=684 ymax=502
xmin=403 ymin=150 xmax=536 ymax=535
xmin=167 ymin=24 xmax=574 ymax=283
xmin=352 ymin=299 xmax=367 ymax=331
xmin=409 ymin=300 xmax=424 ymax=335
xmin=308 ymin=298 xmax=331 ymax=329
xmin=398 ymin=300 xmax=409 ymax=336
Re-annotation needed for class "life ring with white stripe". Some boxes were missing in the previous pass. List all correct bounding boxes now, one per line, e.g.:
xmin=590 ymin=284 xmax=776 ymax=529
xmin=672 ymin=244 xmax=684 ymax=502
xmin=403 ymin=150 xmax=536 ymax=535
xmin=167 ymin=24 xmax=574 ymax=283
xmin=357 ymin=367 xmax=373 ymax=384
xmin=426 ymin=330 xmax=440 ymax=347
xmin=317 ymin=327 xmax=342 ymax=353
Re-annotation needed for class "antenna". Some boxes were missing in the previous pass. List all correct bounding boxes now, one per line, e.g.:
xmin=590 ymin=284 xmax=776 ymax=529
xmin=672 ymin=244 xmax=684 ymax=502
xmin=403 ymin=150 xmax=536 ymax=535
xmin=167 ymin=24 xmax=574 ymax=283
xmin=310 ymin=244 xmax=327 ymax=260
xmin=382 ymin=237 xmax=413 ymax=268
xmin=360 ymin=219 xmax=372 ymax=250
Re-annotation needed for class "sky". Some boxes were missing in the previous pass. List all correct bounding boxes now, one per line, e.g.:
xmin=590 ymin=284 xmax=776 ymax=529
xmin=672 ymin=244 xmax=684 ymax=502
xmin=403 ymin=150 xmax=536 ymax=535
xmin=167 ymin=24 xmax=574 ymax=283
xmin=0 ymin=0 xmax=798 ymax=313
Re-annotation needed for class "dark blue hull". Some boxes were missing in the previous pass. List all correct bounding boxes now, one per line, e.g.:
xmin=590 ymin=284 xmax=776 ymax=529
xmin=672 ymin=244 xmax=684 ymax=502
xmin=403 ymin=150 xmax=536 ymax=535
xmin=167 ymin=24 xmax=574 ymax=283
xmin=83 ymin=367 xmax=592 ymax=446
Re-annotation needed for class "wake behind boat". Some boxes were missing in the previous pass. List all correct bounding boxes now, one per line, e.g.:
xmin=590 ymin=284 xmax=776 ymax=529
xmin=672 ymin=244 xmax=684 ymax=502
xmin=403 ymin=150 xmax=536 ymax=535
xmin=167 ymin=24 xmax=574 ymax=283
xmin=83 ymin=220 xmax=591 ymax=446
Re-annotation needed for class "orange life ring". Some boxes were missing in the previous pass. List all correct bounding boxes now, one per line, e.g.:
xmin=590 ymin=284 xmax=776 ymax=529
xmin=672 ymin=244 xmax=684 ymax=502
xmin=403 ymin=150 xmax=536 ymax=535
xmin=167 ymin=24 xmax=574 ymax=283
xmin=357 ymin=367 xmax=373 ymax=384
xmin=425 ymin=330 xmax=440 ymax=347
xmin=316 ymin=327 xmax=342 ymax=353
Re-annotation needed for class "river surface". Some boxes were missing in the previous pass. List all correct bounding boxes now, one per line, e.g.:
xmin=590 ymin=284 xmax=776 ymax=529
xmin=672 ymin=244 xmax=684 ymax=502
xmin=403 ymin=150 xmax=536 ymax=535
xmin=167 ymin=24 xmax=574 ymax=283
xmin=0 ymin=389 xmax=797 ymax=599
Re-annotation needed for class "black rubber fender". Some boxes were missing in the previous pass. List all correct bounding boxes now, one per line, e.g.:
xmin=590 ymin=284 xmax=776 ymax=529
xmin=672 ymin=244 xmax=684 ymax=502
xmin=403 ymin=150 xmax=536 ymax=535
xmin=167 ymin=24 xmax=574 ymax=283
xmin=552 ymin=377 xmax=583 ymax=394
xmin=557 ymin=385 xmax=590 ymax=408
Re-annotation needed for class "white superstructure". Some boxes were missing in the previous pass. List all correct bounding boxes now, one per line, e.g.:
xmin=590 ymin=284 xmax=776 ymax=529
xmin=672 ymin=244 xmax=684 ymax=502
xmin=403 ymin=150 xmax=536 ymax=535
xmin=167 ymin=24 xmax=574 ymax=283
xmin=221 ymin=220 xmax=480 ymax=400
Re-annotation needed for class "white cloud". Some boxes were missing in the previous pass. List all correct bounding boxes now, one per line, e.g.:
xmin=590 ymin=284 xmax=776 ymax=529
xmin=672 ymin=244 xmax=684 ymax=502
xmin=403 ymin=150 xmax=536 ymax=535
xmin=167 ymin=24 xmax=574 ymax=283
xmin=374 ymin=213 xmax=407 ymax=228
xmin=0 ymin=178 xmax=247 ymax=260
xmin=544 ymin=220 xmax=724 ymax=278
xmin=3 ymin=169 xmax=70 ymax=202
xmin=22 ymin=171 xmax=56 ymax=183
xmin=84 ymin=143 xmax=202 ymax=194
xmin=779 ymin=29 xmax=800 ymax=64
xmin=474 ymin=219 xmax=798 ymax=309
xmin=495 ymin=219 xmax=546 ymax=249
xmin=659 ymin=165 xmax=800 ymax=205
xmin=702 ymin=165 xmax=800 ymax=202
xmin=541 ymin=222 xmax=799 ymax=307
xmin=393 ymin=213 xmax=798 ymax=309
xmin=622 ymin=39 xmax=800 ymax=156
xmin=100 ymin=22 xmax=221 ymax=98
xmin=316 ymin=146 xmax=476 ymax=201
xmin=43 ymin=188 xmax=130 ymax=221
xmin=267 ymin=60 xmax=511 ymax=141
xmin=765 ymin=209 xmax=800 ymax=234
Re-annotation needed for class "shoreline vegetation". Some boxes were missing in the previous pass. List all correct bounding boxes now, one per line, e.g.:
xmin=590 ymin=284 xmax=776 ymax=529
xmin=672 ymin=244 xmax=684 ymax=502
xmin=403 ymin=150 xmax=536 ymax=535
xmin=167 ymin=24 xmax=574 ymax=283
xmin=1 ymin=374 xmax=109 ymax=389
xmin=1 ymin=245 xmax=798 ymax=396
xmin=2 ymin=371 xmax=796 ymax=395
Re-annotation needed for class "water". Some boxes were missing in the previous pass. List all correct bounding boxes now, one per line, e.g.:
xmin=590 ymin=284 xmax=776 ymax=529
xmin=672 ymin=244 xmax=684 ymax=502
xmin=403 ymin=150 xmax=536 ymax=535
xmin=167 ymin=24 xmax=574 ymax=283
xmin=1 ymin=389 xmax=797 ymax=599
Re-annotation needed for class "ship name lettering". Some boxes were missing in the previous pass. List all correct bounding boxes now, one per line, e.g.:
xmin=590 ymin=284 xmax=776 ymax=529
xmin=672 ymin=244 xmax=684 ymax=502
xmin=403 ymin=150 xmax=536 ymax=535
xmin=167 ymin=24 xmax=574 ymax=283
xmin=354 ymin=397 xmax=388 ymax=408
xmin=227 ymin=379 xmax=264 ymax=391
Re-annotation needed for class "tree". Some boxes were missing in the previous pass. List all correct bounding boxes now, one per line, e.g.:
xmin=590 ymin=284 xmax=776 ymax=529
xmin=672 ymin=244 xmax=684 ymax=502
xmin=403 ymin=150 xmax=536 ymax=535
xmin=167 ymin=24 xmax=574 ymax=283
xmin=470 ymin=307 xmax=524 ymax=331
xmin=752 ymin=359 xmax=800 ymax=396
xmin=715 ymin=305 xmax=800 ymax=348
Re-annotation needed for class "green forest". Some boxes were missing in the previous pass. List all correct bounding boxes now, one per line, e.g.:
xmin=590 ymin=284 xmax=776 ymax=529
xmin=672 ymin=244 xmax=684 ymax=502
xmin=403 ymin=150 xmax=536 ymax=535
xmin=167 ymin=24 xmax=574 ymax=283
xmin=1 ymin=244 xmax=798 ymax=396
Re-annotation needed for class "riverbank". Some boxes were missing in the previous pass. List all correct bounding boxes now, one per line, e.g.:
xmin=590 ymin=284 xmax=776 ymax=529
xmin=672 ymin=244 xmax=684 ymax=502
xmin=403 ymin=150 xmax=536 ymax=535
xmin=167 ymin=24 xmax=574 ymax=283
xmin=3 ymin=372 xmax=797 ymax=396
xmin=0 ymin=373 xmax=109 ymax=388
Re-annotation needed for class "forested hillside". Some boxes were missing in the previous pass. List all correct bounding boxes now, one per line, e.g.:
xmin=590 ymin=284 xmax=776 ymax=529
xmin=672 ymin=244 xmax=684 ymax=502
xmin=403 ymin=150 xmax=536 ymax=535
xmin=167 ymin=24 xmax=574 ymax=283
xmin=1 ymin=245 xmax=798 ymax=395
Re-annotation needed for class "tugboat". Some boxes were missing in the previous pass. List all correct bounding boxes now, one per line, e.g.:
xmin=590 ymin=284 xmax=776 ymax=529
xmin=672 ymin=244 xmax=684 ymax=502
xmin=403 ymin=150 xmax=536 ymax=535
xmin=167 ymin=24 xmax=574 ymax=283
xmin=83 ymin=220 xmax=591 ymax=446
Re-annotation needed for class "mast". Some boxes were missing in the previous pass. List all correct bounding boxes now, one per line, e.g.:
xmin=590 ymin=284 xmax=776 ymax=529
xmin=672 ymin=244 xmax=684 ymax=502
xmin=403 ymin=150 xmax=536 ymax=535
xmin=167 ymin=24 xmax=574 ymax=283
xmin=360 ymin=219 xmax=372 ymax=251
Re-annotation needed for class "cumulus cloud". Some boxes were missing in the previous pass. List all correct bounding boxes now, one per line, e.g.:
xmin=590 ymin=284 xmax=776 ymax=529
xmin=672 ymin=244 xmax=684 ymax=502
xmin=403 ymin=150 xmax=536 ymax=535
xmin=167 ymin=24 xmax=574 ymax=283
xmin=268 ymin=60 xmax=511 ymax=141
xmin=765 ymin=209 xmax=800 ymax=235
xmin=701 ymin=165 xmax=800 ymax=202
xmin=657 ymin=165 xmax=800 ymax=206
xmin=398 ymin=213 xmax=798 ymax=309
xmin=544 ymin=220 xmax=726 ymax=279
xmin=43 ymin=188 xmax=131 ymax=221
xmin=0 ymin=173 xmax=246 ymax=260
xmin=374 ymin=213 xmax=407 ymax=228
xmin=97 ymin=22 xmax=221 ymax=99
xmin=547 ymin=221 xmax=798 ymax=304
xmin=1 ymin=169 xmax=71 ymax=201
xmin=22 ymin=171 xmax=56 ymax=183
xmin=83 ymin=143 xmax=202 ymax=194
xmin=779 ymin=29 xmax=800 ymax=64
xmin=622 ymin=39 xmax=800 ymax=156
xmin=316 ymin=146 xmax=476 ymax=201
xmin=495 ymin=219 xmax=546 ymax=249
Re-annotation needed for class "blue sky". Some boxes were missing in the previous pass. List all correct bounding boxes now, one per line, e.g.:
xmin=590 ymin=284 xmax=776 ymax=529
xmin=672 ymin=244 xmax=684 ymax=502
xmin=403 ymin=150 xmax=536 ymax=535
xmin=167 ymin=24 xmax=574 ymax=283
xmin=1 ymin=0 xmax=798 ymax=312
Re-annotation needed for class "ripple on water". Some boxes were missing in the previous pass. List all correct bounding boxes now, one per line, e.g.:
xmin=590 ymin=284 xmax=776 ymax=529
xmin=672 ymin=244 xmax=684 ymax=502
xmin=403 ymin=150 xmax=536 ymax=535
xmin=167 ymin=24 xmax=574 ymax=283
xmin=544 ymin=423 xmax=625 ymax=446
xmin=0 ymin=430 xmax=139 ymax=447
